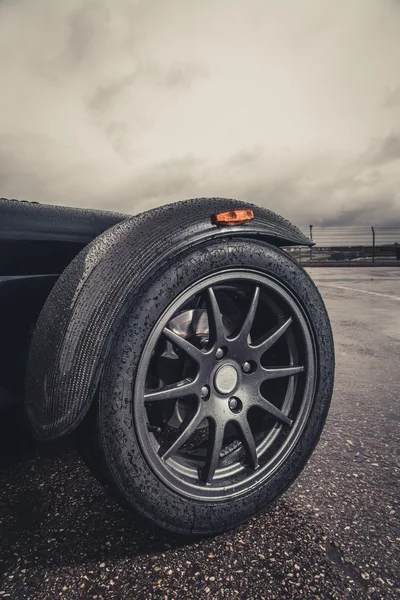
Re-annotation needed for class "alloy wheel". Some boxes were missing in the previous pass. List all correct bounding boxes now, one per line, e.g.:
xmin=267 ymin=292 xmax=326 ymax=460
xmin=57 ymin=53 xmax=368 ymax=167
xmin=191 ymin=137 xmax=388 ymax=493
xmin=134 ymin=270 xmax=316 ymax=500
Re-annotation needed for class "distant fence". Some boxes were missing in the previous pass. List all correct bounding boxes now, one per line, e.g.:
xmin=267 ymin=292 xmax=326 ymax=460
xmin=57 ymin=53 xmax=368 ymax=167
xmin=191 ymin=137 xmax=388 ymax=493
xmin=285 ymin=226 xmax=400 ymax=265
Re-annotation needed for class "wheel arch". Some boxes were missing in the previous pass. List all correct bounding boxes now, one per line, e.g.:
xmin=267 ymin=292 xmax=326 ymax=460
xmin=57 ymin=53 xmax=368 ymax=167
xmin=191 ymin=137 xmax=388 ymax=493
xmin=25 ymin=198 xmax=312 ymax=440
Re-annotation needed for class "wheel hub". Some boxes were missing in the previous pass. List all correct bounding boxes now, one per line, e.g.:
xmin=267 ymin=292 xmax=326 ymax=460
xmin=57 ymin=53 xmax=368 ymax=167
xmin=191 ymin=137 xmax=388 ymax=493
xmin=213 ymin=363 xmax=239 ymax=395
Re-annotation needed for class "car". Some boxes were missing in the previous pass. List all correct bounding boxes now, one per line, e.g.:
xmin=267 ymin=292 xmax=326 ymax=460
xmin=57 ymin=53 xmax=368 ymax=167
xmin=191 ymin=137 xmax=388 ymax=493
xmin=0 ymin=197 xmax=335 ymax=536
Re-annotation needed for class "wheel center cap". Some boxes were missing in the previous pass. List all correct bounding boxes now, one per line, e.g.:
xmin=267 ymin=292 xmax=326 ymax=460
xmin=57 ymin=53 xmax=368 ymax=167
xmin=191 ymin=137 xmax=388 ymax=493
xmin=214 ymin=364 xmax=238 ymax=395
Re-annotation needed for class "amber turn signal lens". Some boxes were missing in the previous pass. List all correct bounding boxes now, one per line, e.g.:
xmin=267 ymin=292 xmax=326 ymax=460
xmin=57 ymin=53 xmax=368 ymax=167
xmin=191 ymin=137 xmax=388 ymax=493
xmin=212 ymin=209 xmax=254 ymax=225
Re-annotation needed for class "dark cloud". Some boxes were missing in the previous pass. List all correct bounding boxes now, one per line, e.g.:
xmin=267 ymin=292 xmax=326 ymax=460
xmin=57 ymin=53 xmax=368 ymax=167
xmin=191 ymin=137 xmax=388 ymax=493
xmin=0 ymin=0 xmax=399 ymax=232
xmin=86 ymin=59 xmax=207 ymax=163
xmin=88 ymin=62 xmax=206 ymax=116
xmin=103 ymin=121 xmax=136 ymax=163
xmin=314 ymin=197 xmax=400 ymax=228
xmin=92 ymin=137 xmax=400 ymax=228
xmin=88 ymin=73 xmax=137 ymax=114
xmin=383 ymin=85 xmax=400 ymax=108
xmin=160 ymin=63 xmax=208 ymax=88
xmin=365 ymin=133 xmax=400 ymax=167
xmin=1 ymin=129 xmax=400 ymax=230
xmin=100 ymin=155 xmax=203 ymax=214
xmin=63 ymin=1 xmax=111 ymax=67
xmin=0 ymin=134 xmax=65 ymax=203
xmin=0 ymin=132 xmax=120 ymax=207
xmin=225 ymin=147 xmax=265 ymax=169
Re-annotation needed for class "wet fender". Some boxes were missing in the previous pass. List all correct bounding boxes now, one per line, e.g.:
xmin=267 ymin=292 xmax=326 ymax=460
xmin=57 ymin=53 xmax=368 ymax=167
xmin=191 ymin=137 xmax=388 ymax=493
xmin=25 ymin=198 xmax=312 ymax=440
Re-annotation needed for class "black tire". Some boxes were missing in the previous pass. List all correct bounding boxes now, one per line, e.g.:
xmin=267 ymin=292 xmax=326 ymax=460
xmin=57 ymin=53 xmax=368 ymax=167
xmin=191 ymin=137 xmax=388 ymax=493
xmin=79 ymin=237 xmax=334 ymax=536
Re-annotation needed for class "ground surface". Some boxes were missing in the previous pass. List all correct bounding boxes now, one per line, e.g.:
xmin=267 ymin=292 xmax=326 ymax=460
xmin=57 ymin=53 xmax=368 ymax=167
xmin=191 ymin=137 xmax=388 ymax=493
xmin=0 ymin=267 xmax=399 ymax=600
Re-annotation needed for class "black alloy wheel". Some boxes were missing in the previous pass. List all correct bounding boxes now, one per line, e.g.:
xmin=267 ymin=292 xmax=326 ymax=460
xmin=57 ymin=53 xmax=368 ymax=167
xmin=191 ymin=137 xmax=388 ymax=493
xmin=134 ymin=270 xmax=315 ymax=500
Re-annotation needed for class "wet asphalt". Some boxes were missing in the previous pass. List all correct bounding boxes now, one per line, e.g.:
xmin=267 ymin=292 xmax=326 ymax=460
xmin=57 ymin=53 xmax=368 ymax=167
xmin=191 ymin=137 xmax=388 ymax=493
xmin=0 ymin=267 xmax=399 ymax=600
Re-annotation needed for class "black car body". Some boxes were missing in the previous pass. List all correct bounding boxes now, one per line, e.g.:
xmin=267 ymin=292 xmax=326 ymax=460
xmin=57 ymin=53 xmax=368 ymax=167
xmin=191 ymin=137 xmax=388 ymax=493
xmin=0 ymin=198 xmax=126 ymax=411
xmin=0 ymin=196 xmax=334 ymax=536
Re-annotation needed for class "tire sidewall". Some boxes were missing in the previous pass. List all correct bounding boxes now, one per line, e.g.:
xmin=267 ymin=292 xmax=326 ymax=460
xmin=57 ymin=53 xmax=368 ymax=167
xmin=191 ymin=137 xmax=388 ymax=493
xmin=98 ymin=238 xmax=334 ymax=535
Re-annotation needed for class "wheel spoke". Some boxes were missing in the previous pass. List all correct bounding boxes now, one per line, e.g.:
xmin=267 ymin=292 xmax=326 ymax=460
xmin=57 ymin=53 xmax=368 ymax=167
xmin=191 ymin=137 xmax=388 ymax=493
xmin=239 ymin=286 xmax=260 ymax=341
xmin=251 ymin=316 xmax=293 ymax=357
xmin=256 ymin=395 xmax=293 ymax=426
xmin=238 ymin=418 xmax=258 ymax=469
xmin=163 ymin=327 xmax=204 ymax=363
xmin=161 ymin=404 xmax=204 ymax=460
xmin=262 ymin=365 xmax=304 ymax=380
xmin=144 ymin=379 xmax=197 ymax=402
xmin=160 ymin=340 xmax=179 ymax=360
xmin=203 ymin=419 xmax=225 ymax=484
xmin=205 ymin=287 xmax=226 ymax=346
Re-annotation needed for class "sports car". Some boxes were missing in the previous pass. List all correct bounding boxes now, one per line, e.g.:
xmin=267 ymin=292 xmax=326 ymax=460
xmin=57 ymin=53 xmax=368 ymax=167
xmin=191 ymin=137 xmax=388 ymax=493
xmin=0 ymin=197 xmax=334 ymax=535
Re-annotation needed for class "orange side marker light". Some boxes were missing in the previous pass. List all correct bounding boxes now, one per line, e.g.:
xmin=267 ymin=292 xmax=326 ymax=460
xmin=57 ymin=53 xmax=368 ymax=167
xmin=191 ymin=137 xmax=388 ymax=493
xmin=212 ymin=209 xmax=254 ymax=226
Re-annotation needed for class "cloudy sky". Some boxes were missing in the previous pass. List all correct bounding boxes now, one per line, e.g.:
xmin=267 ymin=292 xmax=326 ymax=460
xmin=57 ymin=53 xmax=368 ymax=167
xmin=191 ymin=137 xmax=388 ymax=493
xmin=1 ymin=0 xmax=400 ymax=228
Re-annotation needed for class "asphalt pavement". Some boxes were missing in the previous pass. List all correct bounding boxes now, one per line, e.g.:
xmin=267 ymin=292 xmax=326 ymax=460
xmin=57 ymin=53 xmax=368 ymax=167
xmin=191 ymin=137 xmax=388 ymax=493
xmin=0 ymin=267 xmax=399 ymax=600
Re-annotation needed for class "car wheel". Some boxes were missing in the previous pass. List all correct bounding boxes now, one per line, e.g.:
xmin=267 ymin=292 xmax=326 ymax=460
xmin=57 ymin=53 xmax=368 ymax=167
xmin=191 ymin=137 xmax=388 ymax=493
xmin=79 ymin=237 xmax=334 ymax=535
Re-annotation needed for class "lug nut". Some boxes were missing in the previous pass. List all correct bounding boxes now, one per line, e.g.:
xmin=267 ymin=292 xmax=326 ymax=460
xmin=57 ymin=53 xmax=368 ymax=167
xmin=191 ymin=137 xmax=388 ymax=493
xmin=228 ymin=397 xmax=242 ymax=412
xmin=242 ymin=361 xmax=252 ymax=373
xmin=201 ymin=385 xmax=210 ymax=399
xmin=228 ymin=397 xmax=238 ymax=410
xmin=229 ymin=397 xmax=242 ymax=413
xmin=215 ymin=347 xmax=224 ymax=359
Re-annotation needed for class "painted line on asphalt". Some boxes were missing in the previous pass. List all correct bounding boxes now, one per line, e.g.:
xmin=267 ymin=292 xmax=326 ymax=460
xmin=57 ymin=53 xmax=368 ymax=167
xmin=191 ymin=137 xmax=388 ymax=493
xmin=319 ymin=284 xmax=400 ymax=301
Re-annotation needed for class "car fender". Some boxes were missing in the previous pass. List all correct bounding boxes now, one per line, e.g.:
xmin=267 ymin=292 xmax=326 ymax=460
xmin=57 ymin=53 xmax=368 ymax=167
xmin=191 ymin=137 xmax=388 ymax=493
xmin=25 ymin=197 xmax=312 ymax=440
